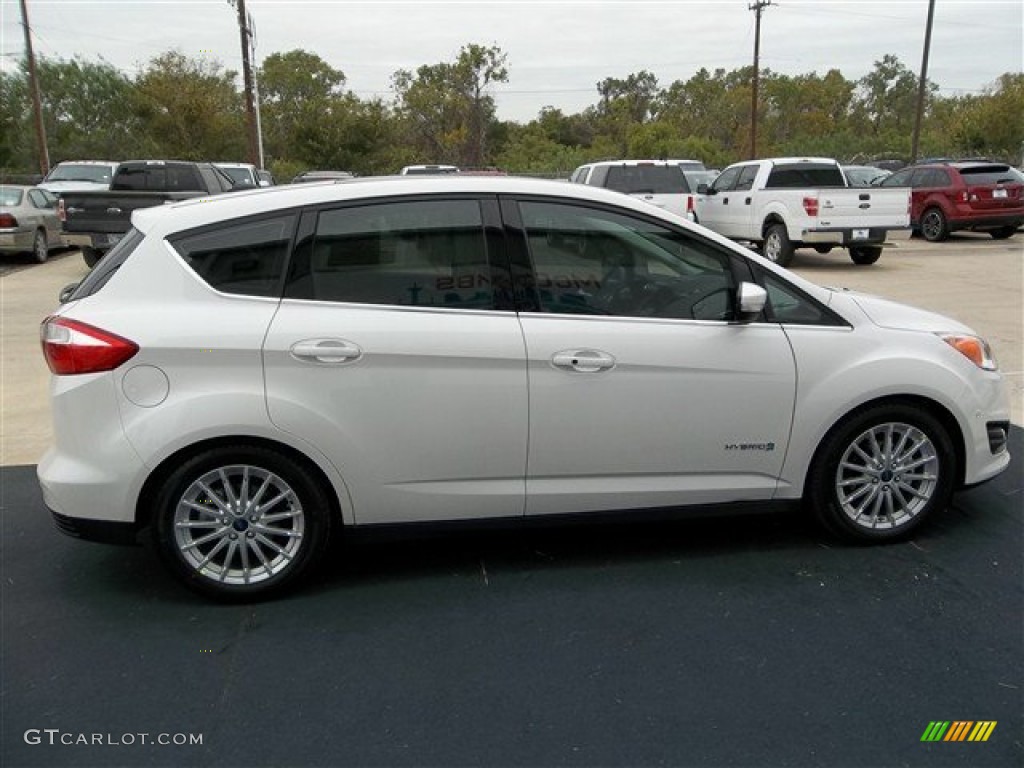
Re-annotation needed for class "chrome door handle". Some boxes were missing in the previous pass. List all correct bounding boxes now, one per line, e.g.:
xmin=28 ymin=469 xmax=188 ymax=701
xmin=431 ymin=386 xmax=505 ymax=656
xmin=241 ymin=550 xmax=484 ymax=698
xmin=551 ymin=349 xmax=616 ymax=373
xmin=290 ymin=339 xmax=362 ymax=364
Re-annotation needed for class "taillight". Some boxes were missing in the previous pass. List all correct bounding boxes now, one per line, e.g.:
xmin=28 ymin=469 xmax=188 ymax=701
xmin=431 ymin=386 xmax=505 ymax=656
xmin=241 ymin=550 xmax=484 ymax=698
xmin=0 ymin=213 xmax=17 ymax=228
xmin=40 ymin=317 xmax=139 ymax=375
xmin=802 ymin=196 xmax=819 ymax=217
xmin=686 ymin=195 xmax=695 ymax=215
xmin=57 ymin=197 xmax=66 ymax=222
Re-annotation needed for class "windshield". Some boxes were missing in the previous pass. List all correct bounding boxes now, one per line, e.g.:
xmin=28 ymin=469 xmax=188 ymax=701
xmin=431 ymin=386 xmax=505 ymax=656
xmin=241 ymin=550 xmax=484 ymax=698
xmin=605 ymin=165 xmax=688 ymax=194
xmin=218 ymin=167 xmax=251 ymax=185
xmin=45 ymin=164 xmax=114 ymax=183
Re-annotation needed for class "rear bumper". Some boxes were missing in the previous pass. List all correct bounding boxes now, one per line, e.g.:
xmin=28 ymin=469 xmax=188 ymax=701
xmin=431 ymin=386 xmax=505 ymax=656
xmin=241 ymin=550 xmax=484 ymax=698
xmin=800 ymin=227 xmax=894 ymax=246
xmin=50 ymin=510 xmax=141 ymax=544
xmin=62 ymin=232 xmax=122 ymax=250
xmin=0 ymin=229 xmax=34 ymax=252
xmin=948 ymin=212 xmax=1024 ymax=232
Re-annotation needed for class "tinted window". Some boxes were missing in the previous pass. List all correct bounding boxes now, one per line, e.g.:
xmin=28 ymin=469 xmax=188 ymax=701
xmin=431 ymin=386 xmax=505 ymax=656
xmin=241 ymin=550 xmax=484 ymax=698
xmin=67 ymin=228 xmax=146 ymax=301
xmin=287 ymin=199 xmax=492 ymax=309
xmin=958 ymin=165 xmax=1020 ymax=185
xmin=765 ymin=163 xmax=846 ymax=188
xmin=710 ymin=166 xmax=741 ymax=192
xmin=113 ymin=164 xmax=205 ymax=192
xmin=759 ymin=271 xmax=843 ymax=326
xmin=172 ymin=215 xmax=295 ymax=297
xmin=519 ymin=201 xmax=735 ymax=321
xmin=918 ymin=169 xmax=951 ymax=187
xmin=605 ymin=165 xmax=689 ymax=194
xmin=881 ymin=169 xmax=913 ymax=187
xmin=734 ymin=165 xmax=759 ymax=191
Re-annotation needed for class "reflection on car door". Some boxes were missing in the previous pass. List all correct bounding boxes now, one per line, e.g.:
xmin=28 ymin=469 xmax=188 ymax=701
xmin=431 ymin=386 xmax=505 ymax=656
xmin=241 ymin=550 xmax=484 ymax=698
xmin=506 ymin=198 xmax=797 ymax=516
xmin=263 ymin=197 xmax=529 ymax=525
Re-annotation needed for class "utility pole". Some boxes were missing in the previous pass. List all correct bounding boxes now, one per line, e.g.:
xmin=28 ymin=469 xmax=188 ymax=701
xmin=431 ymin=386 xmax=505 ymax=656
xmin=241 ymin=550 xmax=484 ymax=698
xmin=749 ymin=0 xmax=772 ymax=160
xmin=910 ymin=0 xmax=936 ymax=164
xmin=230 ymin=0 xmax=260 ymax=167
xmin=19 ymin=0 xmax=49 ymax=176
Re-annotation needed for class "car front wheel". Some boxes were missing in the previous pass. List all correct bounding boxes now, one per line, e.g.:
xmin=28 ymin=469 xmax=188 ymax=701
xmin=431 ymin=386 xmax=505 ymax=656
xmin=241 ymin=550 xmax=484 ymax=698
xmin=808 ymin=404 xmax=955 ymax=542
xmin=153 ymin=446 xmax=333 ymax=599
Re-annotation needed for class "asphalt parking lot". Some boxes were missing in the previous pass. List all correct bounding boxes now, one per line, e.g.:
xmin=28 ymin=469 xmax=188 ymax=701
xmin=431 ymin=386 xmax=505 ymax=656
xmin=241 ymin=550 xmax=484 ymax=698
xmin=2 ymin=237 xmax=1022 ymax=767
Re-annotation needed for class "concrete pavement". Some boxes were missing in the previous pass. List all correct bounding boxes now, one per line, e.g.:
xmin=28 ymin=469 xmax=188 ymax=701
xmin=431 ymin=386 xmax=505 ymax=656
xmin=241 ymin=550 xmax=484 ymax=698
xmin=1 ymin=237 xmax=1021 ymax=466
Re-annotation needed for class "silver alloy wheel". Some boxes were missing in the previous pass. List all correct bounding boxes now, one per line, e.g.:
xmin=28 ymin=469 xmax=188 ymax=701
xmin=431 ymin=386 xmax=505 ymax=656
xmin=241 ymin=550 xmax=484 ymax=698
xmin=173 ymin=464 xmax=305 ymax=585
xmin=763 ymin=231 xmax=782 ymax=262
xmin=834 ymin=422 xmax=939 ymax=530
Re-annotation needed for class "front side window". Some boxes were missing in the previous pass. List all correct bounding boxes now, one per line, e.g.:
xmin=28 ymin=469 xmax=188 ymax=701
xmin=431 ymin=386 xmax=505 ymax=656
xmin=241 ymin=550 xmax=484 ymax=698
xmin=286 ymin=199 xmax=492 ymax=310
xmin=171 ymin=215 xmax=296 ymax=297
xmin=881 ymin=169 xmax=913 ymax=187
xmin=518 ymin=200 xmax=735 ymax=321
xmin=710 ymin=166 xmax=742 ymax=193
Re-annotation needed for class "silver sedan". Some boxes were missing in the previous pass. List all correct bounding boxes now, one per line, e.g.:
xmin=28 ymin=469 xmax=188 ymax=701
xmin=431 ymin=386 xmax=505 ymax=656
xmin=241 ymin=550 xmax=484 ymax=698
xmin=0 ymin=184 xmax=63 ymax=263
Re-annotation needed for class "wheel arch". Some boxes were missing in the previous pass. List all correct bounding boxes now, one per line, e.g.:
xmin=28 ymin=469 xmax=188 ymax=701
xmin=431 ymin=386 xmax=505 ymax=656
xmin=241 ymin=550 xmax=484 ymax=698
xmin=761 ymin=213 xmax=787 ymax=238
xmin=135 ymin=435 xmax=346 ymax=532
xmin=805 ymin=394 xmax=966 ymax=493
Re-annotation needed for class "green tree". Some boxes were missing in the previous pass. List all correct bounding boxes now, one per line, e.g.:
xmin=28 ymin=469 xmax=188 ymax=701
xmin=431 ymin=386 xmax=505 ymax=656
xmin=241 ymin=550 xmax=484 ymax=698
xmin=392 ymin=43 xmax=508 ymax=167
xmin=132 ymin=50 xmax=245 ymax=160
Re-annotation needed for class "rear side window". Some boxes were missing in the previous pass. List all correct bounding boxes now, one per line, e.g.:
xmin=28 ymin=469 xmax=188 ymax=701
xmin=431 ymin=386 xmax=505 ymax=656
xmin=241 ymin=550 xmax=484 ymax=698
xmin=66 ymin=228 xmax=145 ymax=301
xmin=286 ymin=199 xmax=493 ymax=310
xmin=605 ymin=165 xmax=689 ymax=194
xmin=765 ymin=164 xmax=845 ymax=188
xmin=958 ymin=165 xmax=1018 ymax=185
xmin=171 ymin=215 xmax=296 ymax=297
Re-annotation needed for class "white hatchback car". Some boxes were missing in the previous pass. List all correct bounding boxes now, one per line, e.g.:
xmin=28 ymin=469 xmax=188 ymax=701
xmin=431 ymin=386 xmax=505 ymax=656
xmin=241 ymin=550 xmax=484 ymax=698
xmin=38 ymin=176 xmax=1011 ymax=599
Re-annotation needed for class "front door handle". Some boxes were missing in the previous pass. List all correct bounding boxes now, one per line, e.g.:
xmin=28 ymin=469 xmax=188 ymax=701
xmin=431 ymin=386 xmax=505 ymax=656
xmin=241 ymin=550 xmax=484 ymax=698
xmin=551 ymin=349 xmax=616 ymax=373
xmin=290 ymin=339 xmax=362 ymax=364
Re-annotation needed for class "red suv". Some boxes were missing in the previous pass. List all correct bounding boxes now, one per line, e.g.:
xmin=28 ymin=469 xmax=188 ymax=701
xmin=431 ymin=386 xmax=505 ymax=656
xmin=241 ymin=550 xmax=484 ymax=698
xmin=880 ymin=162 xmax=1023 ymax=241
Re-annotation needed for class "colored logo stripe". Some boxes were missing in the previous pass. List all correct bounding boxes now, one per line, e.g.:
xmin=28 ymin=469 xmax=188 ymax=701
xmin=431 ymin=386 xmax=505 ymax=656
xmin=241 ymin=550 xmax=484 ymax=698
xmin=921 ymin=721 xmax=996 ymax=742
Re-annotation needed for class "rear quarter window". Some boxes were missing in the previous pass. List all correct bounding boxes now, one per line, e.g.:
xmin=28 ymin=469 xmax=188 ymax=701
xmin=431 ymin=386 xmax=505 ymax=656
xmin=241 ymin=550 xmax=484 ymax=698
xmin=170 ymin=215 xmax=296 ymax=297
xmin=66 ymin=228 xmax=146 ymax=301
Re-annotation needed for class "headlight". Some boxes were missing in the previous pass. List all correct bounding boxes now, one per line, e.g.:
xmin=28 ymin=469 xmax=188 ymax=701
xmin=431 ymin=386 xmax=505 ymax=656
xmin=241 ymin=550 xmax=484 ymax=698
xmin=939 ymin=333 xmax=998 ymax=371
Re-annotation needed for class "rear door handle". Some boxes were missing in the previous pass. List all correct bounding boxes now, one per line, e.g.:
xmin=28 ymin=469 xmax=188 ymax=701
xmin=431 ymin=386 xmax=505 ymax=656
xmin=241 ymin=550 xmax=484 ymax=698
xmin=551 ymin=349 xmax=616 ymax=373
xmin=290 ymin=339 xmax=362 ymax=364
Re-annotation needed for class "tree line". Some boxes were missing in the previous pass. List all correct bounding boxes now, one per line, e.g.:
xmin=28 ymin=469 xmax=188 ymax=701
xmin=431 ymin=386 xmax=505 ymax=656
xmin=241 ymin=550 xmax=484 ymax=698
xmin=1 ymin=43 xmax=1020 ymax=182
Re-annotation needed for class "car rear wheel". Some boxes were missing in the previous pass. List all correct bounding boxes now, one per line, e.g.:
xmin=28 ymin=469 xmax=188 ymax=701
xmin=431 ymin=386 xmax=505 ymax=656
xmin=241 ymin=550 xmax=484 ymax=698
xmin=32 ymin=229 xmax=48 ymax=263
xmin=920 ymin=208 xmax=949 ymax=242
xmin=153 ymin=446 xmax=333 ymax=599
xmin=808 ymin=403 xmax=955 ymax=542
xmin=990 ymin=226 xmax=1017 ymax=240
xmin=762 ymin=224 xmax=794 ymax=267
xmin=849 ymin=245 xmax=882 ymax=265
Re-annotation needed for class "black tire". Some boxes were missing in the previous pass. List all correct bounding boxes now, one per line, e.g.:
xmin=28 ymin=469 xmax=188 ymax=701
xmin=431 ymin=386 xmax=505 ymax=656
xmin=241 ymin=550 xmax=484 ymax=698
xmin=153 ymin=445 xmax=333 ymax=600
xmin=990 ymin=226 xmax=1017 ymax=240
xmin=920 ymin=207 xmax=949 ymax=242
xmin=849 ymin=245 xmax=882 ymax=265
xmin=32 ymin=229 xmax=49 ymax=264
xmin=82 ymin=247 xmax=102 ymax=268
xmin=762 ymin=223 xmax=795 ymax=267
xmin=807 ymin=403 xmax=955 ymax=542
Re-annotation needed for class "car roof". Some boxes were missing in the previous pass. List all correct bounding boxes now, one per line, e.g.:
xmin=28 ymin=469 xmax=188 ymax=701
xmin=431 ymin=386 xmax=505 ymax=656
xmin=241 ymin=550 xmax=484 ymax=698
xmin=133 ymin=175 xmax=681 ymax=236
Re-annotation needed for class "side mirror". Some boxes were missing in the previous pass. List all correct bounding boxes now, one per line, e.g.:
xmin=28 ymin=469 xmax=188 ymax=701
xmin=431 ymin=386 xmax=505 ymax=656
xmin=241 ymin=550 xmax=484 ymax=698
xmin=59 ymin=282 xmax=79 ymax=304
xmin=735 ymin=282 xmax=767 ymax=323
xmin=697 ymin=183 xmax=709 ymax=194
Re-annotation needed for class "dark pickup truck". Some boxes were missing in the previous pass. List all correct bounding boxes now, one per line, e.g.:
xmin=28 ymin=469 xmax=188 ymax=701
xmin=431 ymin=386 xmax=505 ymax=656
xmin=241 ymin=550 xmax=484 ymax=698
xmin=59 ymin=160 xmax=246 ymax=266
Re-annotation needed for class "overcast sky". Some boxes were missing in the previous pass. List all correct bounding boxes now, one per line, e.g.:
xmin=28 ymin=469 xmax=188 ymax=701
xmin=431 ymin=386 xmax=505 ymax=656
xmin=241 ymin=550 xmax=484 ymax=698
xmin=1 ymin=0 xmax=1021 ymax=122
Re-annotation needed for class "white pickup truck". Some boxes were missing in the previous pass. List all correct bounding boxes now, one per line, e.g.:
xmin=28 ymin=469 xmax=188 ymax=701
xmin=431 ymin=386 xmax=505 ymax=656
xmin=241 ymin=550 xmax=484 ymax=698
xmin=693 ymin=157 xmax=910 ymax=266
